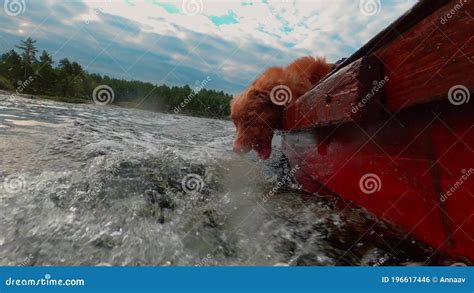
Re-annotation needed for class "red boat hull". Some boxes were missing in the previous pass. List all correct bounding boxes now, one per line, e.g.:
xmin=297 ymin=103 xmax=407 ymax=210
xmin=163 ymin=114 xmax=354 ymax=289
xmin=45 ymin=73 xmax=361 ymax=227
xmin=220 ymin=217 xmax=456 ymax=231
xmin=281 ymin=102 xmax=474 ymax=262
xmin=280 ymin=0 xmax=474 ymax=262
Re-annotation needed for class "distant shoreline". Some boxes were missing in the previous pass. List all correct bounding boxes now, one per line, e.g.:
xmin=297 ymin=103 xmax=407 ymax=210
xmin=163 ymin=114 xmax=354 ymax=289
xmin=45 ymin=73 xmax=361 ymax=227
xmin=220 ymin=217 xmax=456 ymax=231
xmin=0 ymin=90 xmax=91 ymax=104
xmin=0 ymin=89 xmax=40 ymax=100
xmin=0 ymin=90 xmax=230 ymax=120
xmin=1 ymin=39 xmax=232 ymax=120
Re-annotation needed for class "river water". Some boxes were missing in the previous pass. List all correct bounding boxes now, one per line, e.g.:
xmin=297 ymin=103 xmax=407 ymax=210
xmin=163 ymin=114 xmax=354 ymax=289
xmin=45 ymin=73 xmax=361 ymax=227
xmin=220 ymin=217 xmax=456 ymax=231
xmin=0 ymin=96 xmax=451 ymax=266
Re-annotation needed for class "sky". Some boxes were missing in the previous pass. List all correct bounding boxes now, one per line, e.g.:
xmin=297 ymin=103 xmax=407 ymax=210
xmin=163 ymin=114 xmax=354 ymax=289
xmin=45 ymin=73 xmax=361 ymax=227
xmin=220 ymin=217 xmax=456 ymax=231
xmin=0 ymin=0 xmax=416 ymax=94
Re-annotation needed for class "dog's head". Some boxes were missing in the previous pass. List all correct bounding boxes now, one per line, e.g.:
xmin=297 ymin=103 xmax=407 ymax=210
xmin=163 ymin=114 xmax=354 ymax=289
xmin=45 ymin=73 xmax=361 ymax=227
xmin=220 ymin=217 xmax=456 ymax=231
xmin=230 ymin=88 xmax=283 ymax=160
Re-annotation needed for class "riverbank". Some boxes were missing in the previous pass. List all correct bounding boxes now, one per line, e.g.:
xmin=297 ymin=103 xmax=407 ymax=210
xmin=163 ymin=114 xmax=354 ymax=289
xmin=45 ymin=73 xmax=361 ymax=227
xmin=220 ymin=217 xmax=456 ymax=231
xmin=0 ymin=90 xmax=89 ymax=104
xmin=0 ymin=90 xmax=230 ymax=120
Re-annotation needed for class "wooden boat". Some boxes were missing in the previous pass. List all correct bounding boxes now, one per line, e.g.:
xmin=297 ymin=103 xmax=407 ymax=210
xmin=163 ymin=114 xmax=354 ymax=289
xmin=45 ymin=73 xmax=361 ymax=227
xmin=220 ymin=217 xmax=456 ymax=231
xmin=281 ymin=0 xmax=474 ymax=262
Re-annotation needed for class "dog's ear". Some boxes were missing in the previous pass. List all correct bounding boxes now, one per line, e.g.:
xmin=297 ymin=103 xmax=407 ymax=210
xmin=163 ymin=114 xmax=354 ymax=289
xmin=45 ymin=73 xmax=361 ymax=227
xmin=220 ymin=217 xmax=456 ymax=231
xmin=248 ymin=89 xmax=270 ymax=104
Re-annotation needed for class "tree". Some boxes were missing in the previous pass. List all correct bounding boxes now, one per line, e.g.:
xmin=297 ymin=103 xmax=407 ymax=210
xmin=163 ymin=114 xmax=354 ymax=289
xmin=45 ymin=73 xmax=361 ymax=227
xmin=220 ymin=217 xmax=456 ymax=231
xmin=15 ymin=37 xmax=38 ymax=78
xmin=37 ymin=50 xmax=56 ymax=94
xmin=0 ymin=40 xmax=233 ymax=117
xmin=56 ymin=59 xmax=86 ymax=97
xmin=58 ymin=58 xmax=73 ymax=96
xmin=39 ymin=50 xmax=53 ymax=65
xmin=0 ymin=50 xmax=22 ymax=81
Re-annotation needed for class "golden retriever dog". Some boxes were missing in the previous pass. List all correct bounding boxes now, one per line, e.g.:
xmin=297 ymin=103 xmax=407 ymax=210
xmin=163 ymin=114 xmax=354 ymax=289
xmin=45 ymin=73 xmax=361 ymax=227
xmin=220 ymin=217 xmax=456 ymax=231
xmin=230 ymin=56 xmax=332 ymax=159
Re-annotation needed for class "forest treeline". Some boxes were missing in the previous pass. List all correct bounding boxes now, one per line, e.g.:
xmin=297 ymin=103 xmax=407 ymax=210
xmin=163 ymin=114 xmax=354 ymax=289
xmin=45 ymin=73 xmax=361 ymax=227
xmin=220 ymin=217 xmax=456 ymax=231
xmin=0 ymin=38 xmax=232 ymax=118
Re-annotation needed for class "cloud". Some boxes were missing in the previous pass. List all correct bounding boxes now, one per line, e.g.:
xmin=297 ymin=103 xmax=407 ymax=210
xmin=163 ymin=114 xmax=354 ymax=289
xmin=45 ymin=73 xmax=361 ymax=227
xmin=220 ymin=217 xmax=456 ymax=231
xmin=0 ymin=0 xmax=416 ymax=94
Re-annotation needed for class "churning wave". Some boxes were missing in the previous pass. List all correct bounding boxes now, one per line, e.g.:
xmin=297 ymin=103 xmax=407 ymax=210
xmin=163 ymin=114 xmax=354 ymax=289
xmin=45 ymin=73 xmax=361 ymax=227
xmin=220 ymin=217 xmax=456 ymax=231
xmin=0 ymin=96 xmax=448 ymax=266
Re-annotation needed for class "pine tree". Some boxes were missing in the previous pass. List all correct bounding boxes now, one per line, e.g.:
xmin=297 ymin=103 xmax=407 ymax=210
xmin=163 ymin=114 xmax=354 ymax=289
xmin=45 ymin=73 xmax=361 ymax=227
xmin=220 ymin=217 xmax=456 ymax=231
xmin=0 ymin=50 xmax=22 ymax=82
xmin=15 ymin=38 xmax=38 ymax=78
xmin=37 ymin=50 xmax=55 ymax=94
xmin=57 ymin=58 xmax=73 ymax=96
xmin=1 ymin=40 xmax=233 ymax=117
xmin=39 ymin=50 xmax=53 ymax=65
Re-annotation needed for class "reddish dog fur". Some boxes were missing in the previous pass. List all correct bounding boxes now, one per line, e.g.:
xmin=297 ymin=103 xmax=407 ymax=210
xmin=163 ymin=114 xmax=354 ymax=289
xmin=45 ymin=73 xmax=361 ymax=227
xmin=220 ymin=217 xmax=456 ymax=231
xmin=230 ymin=56 xmax=332 ymax=159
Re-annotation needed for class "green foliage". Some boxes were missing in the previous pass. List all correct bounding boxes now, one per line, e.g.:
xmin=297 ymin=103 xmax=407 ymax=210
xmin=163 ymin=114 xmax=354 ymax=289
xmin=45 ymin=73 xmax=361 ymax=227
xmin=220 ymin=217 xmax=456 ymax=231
xmin=38 ymin=95 xmax=89 ymax=104
xmin=0 ymin=75 xmax=14 ymax=91
xmin=15 ymin=37 xmax=38 ymax=79
xmin=0 ymin=39 xmax=232 ymax=118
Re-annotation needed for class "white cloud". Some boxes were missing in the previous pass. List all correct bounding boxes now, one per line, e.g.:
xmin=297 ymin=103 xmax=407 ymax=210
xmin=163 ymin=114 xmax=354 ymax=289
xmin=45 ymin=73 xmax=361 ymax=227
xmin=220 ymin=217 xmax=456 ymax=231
xmin=80 ymin=0 xmax=416 ymax=60
xmin=0 ymin=0 xmax=417 ymax=93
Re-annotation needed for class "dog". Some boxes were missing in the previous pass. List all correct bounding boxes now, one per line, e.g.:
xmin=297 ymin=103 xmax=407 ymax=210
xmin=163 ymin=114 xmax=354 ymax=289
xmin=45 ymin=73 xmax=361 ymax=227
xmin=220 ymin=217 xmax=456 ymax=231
xmin=230 ymin=56 xmax=332 ymax=159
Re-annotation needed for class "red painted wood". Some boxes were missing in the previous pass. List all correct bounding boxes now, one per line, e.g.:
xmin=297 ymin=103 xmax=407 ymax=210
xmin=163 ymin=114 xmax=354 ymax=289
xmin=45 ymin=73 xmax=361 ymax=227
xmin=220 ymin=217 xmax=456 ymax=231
xmin=282 ymin=102 xmax=474 ymax=261
xmin=283 ymin=56 xmax=384 ymax=130
xmin=283 ymin=0 xmax=474 ymax=130
xmin=375 ymin=0 xmax=474 ymax=111
xmin=283 ymin=1 xmax=474 ymax=132
xmin=430 ymin=110 xmax=474 ymax=260
xmin=279 ymin=0 xmax=474 ymax=261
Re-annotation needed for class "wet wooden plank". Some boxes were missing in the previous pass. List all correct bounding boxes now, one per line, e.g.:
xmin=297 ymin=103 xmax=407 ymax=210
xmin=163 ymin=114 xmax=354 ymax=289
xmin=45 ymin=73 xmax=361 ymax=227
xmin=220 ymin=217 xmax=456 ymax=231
xmin=283 ymin=55 xmax=384 ymax=130
xmin=376 ymin=0 xmax=474 ymax=110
